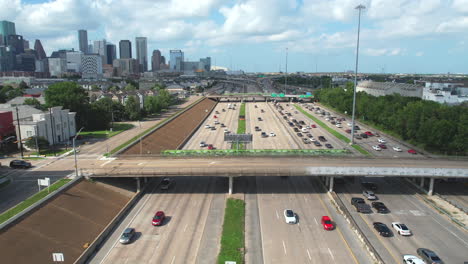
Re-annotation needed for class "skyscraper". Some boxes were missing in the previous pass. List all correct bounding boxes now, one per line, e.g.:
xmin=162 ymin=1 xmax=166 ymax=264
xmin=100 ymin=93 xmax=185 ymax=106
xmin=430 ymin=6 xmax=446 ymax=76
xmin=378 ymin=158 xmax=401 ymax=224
xmin=170 ymin=50 xmax=184 ymax=72
xmin=93 ymin=39 xmax=107 ymax=65
xmin=135 ymin=37 xmax=147 ymax=72
xmin=106 ymin=44 xmax=116 ymax=65
xmin=7 ymin=35 xmax=24 ymax=55
xmin=119 ymin=40 xmax=132 ymax=59
xmin=78 ymin=29 xmax=88 ymax=53
xmin=34 ymin=39 xmax=47 ymax=60
xmin=0 ymin=20 xmax=16 ymax=44
xmin=151 ymin=49 xmax=161 ymax=72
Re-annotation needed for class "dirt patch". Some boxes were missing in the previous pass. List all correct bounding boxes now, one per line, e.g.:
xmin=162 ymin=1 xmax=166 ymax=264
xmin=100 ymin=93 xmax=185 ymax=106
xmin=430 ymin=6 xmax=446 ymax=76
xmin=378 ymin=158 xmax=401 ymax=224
xmin=0 ymin=180 xmax=131 ymax=264
xmin=121 ymin=98 xmax=217 ymax=155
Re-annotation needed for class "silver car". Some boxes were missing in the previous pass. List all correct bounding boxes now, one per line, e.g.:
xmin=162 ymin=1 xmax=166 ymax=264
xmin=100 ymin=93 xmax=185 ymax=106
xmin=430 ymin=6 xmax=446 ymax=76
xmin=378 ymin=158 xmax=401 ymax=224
xmin=119 ymin=227 xmax=135 ymax=244
xmin=363 ymin=190 xmax=377 ymax=200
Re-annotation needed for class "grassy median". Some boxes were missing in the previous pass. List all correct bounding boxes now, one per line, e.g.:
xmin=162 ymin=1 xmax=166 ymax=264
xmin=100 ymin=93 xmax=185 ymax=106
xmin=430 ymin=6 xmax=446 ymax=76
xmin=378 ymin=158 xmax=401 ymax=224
xmin=218 ymin=198 xmax=245 ymax=264
xmin=294 ymin=105 xmax=370 ymax=155
xmin=0 ymin=179 xmax=71 ymax=225
xmin=80 ymin=123 xmax=134 ymax=138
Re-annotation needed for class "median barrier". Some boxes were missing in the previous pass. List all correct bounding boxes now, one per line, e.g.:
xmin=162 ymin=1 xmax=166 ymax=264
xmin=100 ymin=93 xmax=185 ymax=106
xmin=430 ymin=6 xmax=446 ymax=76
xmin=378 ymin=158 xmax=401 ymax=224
xmin=161 ymin=149 xmax=350 ymax=157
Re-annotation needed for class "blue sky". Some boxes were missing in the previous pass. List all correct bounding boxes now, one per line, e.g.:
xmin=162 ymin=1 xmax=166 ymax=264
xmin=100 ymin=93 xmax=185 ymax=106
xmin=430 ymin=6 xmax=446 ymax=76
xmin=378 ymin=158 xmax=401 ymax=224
xmin=2 ymin=0 xmax=468 ymax=74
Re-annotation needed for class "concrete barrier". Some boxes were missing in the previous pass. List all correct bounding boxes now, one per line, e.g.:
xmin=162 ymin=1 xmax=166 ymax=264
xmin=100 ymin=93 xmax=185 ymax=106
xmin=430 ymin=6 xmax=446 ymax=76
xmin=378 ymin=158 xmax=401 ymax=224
xmin=74 ymin=179 xmax=153 ymax=264
xmin=0 ymin=176 xmax=82 ymax=231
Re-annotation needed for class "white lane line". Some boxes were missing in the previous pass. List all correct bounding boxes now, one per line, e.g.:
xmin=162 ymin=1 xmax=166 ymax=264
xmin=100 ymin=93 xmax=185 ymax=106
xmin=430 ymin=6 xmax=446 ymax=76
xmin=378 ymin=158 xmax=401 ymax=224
xmin=276 ymin=210 xmax=279 ymax=219
xmin=304 ymin=196 xmax=308 ymax=202
xmin=170 ymin=256 xmax=176 ymax=264
xmin=307 ymin=249 xmax=312 ymax=260
xmin=137 ymin=162 xmax=144 ymax=166
xmin=183 ymin=224 xmax=188 ymax=233
xmin=282 ymin=240 xmax=287 ymax=255
xmin=314 ymin=217 xmax=318 ymax=225
xmin=100 ymin=160 xmax=113 ymax=167
xmin=328 ymin=248 xmax=335 ymax=260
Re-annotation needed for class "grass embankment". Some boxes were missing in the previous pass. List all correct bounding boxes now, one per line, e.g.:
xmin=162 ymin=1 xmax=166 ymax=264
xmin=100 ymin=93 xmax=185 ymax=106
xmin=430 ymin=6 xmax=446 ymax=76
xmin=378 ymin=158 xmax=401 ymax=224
xmin=0 ymin=179 xmax=71 ymax=225
xmin=294 ymin=105 xmax=370 ymax=155
xmin=80 ymin=123 xmax=134 ymax=138
xmin=108 ymin=97 xmax=206 ymax=156
xmin=232 ymin=103 xmax=246 ymax=150
xmin=218 ymin=198 xmax=245 ymax=264
xmin=29 ymin=148 xmax=70 ymax=157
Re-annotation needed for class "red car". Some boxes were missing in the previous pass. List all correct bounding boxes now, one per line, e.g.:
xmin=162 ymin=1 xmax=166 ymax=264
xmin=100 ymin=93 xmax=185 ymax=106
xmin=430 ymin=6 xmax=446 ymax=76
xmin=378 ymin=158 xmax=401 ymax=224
xmin=152 ymin=211 xmax=165 ymax=226
xmin=213 ymin=115 xmax=217 ymax=118
xmin=364 ymin=131 xmax=374 ymax=136
xmin=321 ymin=216 xmax=334 ymax=230
xmin=207 ymin=144 xmax=214 ymax=150
xmin=311 ymin=124 xmax=317 ymax=128
xmin=378 ymin=144 xmax=387 ymax=149
xmin=345 ymin=129 xmax=351 ymax=134
xmin=407 ymin=149 xmax=417 ymax=154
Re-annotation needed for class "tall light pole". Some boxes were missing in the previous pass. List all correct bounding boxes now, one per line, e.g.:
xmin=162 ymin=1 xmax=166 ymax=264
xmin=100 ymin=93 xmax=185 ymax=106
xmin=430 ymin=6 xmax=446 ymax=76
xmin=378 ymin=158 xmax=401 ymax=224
xmin=73 ymin=127 xmax=84 ymax=177
xmin=350 ymin=4 xmax=365 ymax=145
xmin=284 ymin=47 xmax=288 ymax=95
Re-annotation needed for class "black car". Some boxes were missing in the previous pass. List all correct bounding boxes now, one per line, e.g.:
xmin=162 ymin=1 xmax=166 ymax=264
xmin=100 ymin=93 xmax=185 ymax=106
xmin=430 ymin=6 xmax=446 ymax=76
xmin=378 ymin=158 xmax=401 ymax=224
xmin=255 ymin=126 xmax=261 ymax=131
xmin=361 ymin=182 xmax=378 ymax=190
xmin=318 ymin=136 xmax=326 ymax=142
xmin=360 ymin=133 xmax=368 ymax=138
xmin=293 ymin=127 xmax=300 ymax=132
xmin=297 ymin=133 xmax=303 ymax=137
xmin=417 ymin=248 xmax=444 ymax=264
xmin=371 ymin=202 xmax=389 ymax=214
xmin=306 ymin=133 xmax=313 ymax=138
xmin=313 ymin=141 xmax=322 ymax=147
xmin=354 ymin=125 xmax=360 ymax=130
xmin=261 ymin=132 xmax=268 ymax=138
xmin=10 ymin=160 xmax=32 ymax=169
xmin=373 ymin=222 xmax=392 ymax=237
xmin=288 ymin=122 xmax=294 ymax=127
xmin=257 ymin=117 xmax=262 ymax=121
xmin=325 ymin=143 xmax=333 ymax=149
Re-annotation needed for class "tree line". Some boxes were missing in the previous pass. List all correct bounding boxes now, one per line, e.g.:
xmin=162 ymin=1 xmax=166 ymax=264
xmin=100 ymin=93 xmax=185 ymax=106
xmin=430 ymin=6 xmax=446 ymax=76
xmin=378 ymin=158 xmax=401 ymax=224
xmin=315 ymin=83 xmax=468 ymax=155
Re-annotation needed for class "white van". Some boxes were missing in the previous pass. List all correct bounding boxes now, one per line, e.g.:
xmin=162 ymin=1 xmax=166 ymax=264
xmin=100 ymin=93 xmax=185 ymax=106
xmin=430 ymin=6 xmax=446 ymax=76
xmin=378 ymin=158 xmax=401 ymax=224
xmin=301 ymin=127 xmax=308 ymax=132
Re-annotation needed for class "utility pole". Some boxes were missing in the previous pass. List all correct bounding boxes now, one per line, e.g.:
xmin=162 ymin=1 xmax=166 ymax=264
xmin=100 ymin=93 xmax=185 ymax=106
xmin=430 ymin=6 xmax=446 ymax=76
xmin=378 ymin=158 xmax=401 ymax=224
xmin=15 ymin=106 xmax=24 ymax=159
xmin=350 ymin=4 xmax=365 ymax=145
xmin=284 ymin=47 xmax=288 ymax=94
xmin=73 ymin=127 xmax=84 ymax=177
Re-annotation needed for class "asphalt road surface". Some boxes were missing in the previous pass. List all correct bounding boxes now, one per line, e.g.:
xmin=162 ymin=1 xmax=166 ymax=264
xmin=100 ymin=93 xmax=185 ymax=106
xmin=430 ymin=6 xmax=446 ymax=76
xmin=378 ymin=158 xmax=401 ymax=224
xmin=335 ymin=177 xmax=468 ymax=264
xmin=90 ymin=176 xmax=226 ymax=264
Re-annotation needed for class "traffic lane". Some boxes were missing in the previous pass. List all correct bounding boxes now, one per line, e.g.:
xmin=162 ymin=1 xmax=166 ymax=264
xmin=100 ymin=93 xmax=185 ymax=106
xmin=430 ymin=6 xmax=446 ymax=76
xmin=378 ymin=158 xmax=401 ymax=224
xmin=262 ymin=102 xmax=300 ymax=149
xmin=307 ymin=103 xmax=420 ymax=158
xmin=101 ymin=176 xmax=220 ymax=264
xmin=336 ymin=177 xmax=468 ymax=264
xmin=257 ymin=176 xmax=358 ymax=264
xmin=183 ymin=102 xmax=223 ymax=150
xmin=277 ymin=102 xmax=343 ymax=150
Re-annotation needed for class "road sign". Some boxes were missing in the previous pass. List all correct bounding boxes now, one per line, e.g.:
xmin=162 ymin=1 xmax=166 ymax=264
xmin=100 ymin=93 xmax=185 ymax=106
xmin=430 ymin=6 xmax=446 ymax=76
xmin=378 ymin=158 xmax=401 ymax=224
xmin=306 ymin=92 xmax=312 ymax=95
xmin=224 ymin=133 xmax=253 ymax=142
xmin=279 ymin=93 xmax=285 ymax=97
xmin=52 ymin=253 xmax=64 ymax=262
xmin=271 ymin=93 xmax=277 ymax=97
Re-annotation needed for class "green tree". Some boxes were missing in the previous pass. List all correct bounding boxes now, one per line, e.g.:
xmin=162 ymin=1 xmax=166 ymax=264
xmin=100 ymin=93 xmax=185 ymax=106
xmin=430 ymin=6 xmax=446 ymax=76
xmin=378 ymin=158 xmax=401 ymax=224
xmin=44 ymin=82 xmax=89 ymax=128
xmin=124 ymin=83 xmax=137 ymax=91
xmin=91 ymin=85 xmax=100 ymax=91
xmin=18 ymin=81 xmax=29 ymax=90
xmin=125 ymin=96 xmax=141 ymax=120
xmin=24 ymin=98 xmax=43 ymax=110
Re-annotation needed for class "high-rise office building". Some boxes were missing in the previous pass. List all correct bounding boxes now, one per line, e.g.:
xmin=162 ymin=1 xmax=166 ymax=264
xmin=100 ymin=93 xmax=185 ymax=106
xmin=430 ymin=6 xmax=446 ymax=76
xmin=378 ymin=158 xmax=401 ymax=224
xmin=0 ymin=20 xmax=16 ymax=44
xmin=93 ymin=39 xmax=107 ymax=65
xmin=199 ymin=57 xmax=211 ymax=72
xmin=34 ymin=39 xmax=47 ymax=60
xmin=151 ymin=49 xmax=161 ymax=72
xmin=0 ymin=46 xmax=14 ymax=72
xmin=78 ymin=29 xmax=88 ymax=53
xmin=88 ymin=44 xmax=93 ymax=54
xmin=135 ymin=37 xmax=147 ymax=72
xmin=48 ymin=57 xmax=67 ymax=77
xmin=7 ymin=35 xmax=24 ymax=55
xmin=23 ymin=39 xmax=29 ymax=50
xmin=169 ymin=50 xmax=184 ymax=72
xmin=66 ymin=51 xmax=83 ymax=72
xmin=119 ymin=40 xmax=132 ymax=59
xmin=15 ymin=53 xmax=36 ymax=71
xmin=161 ymin=56 xmax=166 ymax=65
xmin=106 ymin=43 xmax=116 ymax=65
xmin=82 ymin=54 xmax=103 ymax=79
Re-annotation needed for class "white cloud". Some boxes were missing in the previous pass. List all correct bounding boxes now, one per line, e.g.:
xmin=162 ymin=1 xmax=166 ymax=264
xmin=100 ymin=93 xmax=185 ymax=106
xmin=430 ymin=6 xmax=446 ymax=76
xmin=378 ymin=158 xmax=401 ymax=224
xmin=452 ymin=0 xmax=468 ymax=13
xmin=415 ymin=51 xmax=424 ymax=56
xmin=436 ymin=16 xmax=468 ymax=33
xmin=364 ymin=48 xmax=402 ymax=56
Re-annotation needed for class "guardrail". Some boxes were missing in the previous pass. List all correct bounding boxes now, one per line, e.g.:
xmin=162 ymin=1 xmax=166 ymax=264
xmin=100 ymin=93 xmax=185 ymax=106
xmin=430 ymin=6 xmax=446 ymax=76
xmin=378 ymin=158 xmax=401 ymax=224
xmin=161 ymin=149 xmax=350 ymax=157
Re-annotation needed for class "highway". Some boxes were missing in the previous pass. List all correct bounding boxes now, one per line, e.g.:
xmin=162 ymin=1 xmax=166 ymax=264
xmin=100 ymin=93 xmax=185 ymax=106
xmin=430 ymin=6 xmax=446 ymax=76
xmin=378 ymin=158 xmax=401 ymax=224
xmin=89 ymin=176 xmax=226 ymax=264
xmin=335 ymin=177 xmax=468 ymax=264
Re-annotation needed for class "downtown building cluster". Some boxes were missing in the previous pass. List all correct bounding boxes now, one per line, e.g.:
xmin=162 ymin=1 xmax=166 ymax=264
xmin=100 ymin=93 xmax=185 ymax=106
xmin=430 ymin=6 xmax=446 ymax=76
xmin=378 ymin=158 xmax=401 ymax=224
xmin=0 ymin=21 xmax=211 ymax=79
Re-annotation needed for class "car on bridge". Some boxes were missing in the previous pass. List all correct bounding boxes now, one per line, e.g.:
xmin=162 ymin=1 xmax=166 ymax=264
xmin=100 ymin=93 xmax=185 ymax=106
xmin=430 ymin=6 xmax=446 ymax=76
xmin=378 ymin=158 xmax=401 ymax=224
xmin=363 ymin=190 xmax=377 ymax=200
xmin=378 ymin=138 xmax=387 ymax=143
xmin=152 ymin=211 xmax=165 ymax=226
xmin=372 ymin=145 xmax=382 ymax=151
xmin=408 ymin=149 xmax=417 ymax=154
xmin=325 ymin=143 xmax=333 ymax=149
xmin=364 ymin=131 xmax=374 ymax=136
xmin=199 ymin=141 xmax=207 ymax=147
xmin=284 ymin=209 xmax=297 ymax=224
xmin=378 ymin=144 xmax=387 ymax=149
xmin=402 ymin=255 xmax=425 ymax=264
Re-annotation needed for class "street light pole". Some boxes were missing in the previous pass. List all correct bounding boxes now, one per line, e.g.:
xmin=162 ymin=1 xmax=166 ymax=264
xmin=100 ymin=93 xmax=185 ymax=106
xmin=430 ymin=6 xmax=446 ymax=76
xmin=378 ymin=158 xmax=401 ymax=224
xmin=73 ymin=127 xmax=84 ymax=177
xmin=284 ymin=47 xmax=288 ymax=95
xmin=350 ymin=4 xmax=365 ymax=145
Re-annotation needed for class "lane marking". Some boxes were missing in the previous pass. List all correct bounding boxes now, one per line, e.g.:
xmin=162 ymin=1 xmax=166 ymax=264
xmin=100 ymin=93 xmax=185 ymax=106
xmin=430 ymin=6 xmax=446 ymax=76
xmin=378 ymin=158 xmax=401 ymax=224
xmin=282 ymin=240 xmax=287 ymax=255
xmin=183 ymin=224 xmax=188 ymax=233
xmin=170 ymin=256 xmax=176 ymax=264
xmin=328 ymin=248 xmax=335 ymax=260
xmin=314 ymin=217 xmax=318 ymax=225
xmin=100 ymin=160 xmax=113 ymax=167
xmin=307 ymin=249 xmax=312 ymax=260
xmin=276 ymin=210 xmax=279 ymax=219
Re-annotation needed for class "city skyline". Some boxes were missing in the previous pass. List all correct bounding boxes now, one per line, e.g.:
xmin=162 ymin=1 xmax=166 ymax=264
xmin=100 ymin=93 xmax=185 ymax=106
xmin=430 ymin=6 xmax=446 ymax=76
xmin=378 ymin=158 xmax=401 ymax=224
xmin=0 ymin=0 xmax=467 ymax=73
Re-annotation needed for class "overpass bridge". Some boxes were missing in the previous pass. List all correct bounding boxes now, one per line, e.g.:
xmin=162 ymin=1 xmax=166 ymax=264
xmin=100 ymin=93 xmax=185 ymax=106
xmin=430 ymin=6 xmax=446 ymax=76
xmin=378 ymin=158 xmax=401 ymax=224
xmin=82 ymin=157 xmax=468 ymax=196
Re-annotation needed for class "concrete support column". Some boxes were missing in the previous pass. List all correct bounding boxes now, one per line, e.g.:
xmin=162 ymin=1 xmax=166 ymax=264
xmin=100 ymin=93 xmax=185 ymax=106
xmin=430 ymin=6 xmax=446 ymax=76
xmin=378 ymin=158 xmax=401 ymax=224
xmin=325 ymin=176 xmax=330 ymax=187
xmin=229 ymin=176 xmax=233 ymax=195
xmin=420 ymin=177 xmax=424 ymax=188
xmin=329 ymin=176 xmax=334 ymax=192
xmin=136 ymin=177 xmax=141 ymax=192
xmin=428 ymin=178 xmax=435 ymax=196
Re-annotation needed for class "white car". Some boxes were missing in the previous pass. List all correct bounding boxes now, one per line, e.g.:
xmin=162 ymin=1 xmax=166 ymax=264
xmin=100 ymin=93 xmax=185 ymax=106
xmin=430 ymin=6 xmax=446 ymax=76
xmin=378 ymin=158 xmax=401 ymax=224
xmin=204 ymin=124 xmax=211 ymax=129
xmin=214 ymin=120 xmax=220 ymax=125
xmin=392 ymin=222 xmax=412 ymax=236
xmin=393 ymin=146 xmax=402 ymax=152
xmin=199 ymin=141 xmax=206 ymax=147
xmin=347 ymin=122 xmax=353 ymax=126
xmin=224 ymin=129 xmax=229 ymax=133
xmin=284 ymin=209 xmax=297 ymax=224
xmin=336 ymin=124 xmax=342 ymax=128
xmin=402 ymin=255 xmax=425 ymax=264
xmin=363 ymin=190 xmax=377 ymax=200
xmin=269 ymin=132 xmax=276 ymax=137
xmin=372 ymin=145 xmax=382 ymax=151
xmin=378 ymin=138 xmax=386 ymax=143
